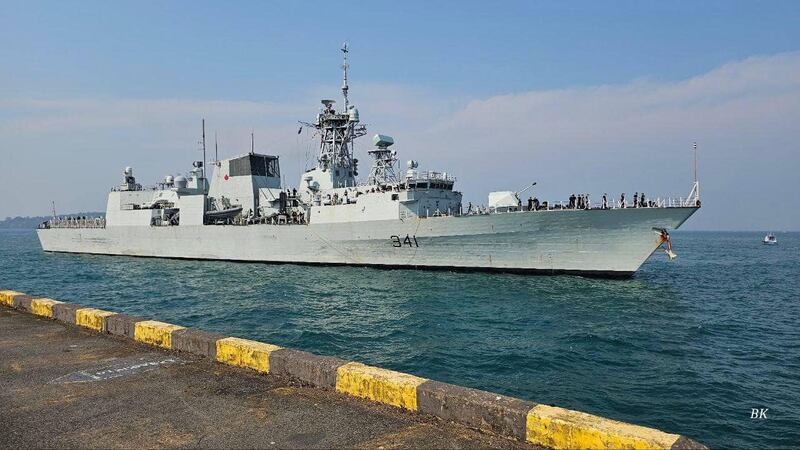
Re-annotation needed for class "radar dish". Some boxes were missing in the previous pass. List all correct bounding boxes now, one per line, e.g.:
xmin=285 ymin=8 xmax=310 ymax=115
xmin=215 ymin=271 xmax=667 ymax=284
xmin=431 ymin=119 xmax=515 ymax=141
xmin=373 ymin=134 xmax=394 ymax=148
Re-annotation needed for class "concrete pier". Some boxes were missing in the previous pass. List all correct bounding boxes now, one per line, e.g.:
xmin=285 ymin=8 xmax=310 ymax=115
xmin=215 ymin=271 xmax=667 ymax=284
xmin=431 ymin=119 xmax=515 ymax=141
xmin=0 ymin=308 xmax=530 ymax=449
xmin=0 ymin=289 xmax=705 ymax=449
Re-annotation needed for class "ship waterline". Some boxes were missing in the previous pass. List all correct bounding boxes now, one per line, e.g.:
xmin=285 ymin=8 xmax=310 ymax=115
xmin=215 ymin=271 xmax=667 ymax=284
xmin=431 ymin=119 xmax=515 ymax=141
xmin=37 ymin=206 xmax=697 ymax=276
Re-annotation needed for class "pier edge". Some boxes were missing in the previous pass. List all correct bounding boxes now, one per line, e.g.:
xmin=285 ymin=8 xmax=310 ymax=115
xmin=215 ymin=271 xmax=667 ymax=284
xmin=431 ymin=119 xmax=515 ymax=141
xmin=0 ymin=289 xmax=706 ymax=450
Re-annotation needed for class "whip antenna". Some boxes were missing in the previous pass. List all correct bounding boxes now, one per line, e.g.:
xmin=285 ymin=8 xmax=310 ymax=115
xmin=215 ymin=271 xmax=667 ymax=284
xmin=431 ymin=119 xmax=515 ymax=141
xmin=201 ymin=119 xmax=206 ymax=177
xmin=341 ymin=42 xmax=349 ymax=109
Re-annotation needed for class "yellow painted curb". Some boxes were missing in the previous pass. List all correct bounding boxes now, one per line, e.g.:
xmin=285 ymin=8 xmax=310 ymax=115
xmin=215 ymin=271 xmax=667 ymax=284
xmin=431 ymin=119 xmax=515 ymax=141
xmin=526 ymin=404 xmax=682 ymax=450
xmin=216 ymin=337 xmax=281 ymax=373
xmin=134 ymin=320 xmax=186 ymax=349
xmin=76 ymin=308 xmax=117 ymax=332
xmin=0 ymin=290 xmax=24 ymax=307
xmin=335 ymin=362 xmax=427 ymax=411
xmin=30 ymin=298 xmax=63 ymax=318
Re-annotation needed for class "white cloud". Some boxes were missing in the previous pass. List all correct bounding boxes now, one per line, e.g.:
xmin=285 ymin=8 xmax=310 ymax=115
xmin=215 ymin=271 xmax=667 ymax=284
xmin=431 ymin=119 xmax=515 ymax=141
xmin=404 ymin=52 xmax=800 ymax=230
xmin=1 ymin=52 xmax=799 ymax=230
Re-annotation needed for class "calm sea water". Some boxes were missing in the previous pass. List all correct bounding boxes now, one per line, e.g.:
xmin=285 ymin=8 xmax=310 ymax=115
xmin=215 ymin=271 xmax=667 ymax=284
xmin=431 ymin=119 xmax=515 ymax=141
xmin=1 ymin=229 xmax=798 ymax=449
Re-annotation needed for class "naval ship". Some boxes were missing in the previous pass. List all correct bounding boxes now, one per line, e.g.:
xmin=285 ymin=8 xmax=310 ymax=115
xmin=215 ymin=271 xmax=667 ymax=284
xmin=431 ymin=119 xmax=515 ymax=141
xmin=37 ymin=45 xmax=700 ymax=277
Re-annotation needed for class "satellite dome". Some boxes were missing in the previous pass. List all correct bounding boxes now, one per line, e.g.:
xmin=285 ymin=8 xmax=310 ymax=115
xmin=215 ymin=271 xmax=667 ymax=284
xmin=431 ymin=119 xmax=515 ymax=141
xmin=174 ymin=175 xmax=188 ymax=189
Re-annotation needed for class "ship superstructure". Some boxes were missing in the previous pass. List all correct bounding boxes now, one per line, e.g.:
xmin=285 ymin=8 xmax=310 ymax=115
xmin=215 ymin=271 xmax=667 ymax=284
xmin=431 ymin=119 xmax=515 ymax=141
xmin=37 ymin=45 xmax=700 ymax=277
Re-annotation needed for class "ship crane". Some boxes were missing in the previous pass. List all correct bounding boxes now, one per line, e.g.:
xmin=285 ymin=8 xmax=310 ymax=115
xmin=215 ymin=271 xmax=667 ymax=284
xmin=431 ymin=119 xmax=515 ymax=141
xmin=516 ymin=182 xmax=537 ymax=198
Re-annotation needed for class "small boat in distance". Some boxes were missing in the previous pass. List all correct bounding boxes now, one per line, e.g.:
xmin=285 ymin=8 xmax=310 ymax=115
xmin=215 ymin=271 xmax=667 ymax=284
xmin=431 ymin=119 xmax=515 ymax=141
xmin=763 ymin=233 xmax=777 ymax=245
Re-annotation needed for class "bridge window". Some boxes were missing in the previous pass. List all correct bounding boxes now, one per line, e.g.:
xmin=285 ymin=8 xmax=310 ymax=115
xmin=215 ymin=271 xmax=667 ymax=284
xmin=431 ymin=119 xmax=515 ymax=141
xmin=229 ymin=154 xmax=280 ymax=177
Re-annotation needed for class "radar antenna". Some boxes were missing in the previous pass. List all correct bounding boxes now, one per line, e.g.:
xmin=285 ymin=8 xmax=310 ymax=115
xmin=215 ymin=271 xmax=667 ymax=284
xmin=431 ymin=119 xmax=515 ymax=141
xmin=367 ymin=134 xmax=398 ymax=185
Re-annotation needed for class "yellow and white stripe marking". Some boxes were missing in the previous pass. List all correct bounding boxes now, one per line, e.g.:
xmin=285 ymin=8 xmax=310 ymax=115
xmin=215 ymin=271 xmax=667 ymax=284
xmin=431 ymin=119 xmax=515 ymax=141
xmin=76 ymin=308 xmax=117 ymax=332
xmin=0 ymin=290 xmax=24 ymax=307
xmin=525 ymin=404 xmax=682 ymax=450
xmin=133 ymin=320 xmax=185 ymax=349
xmin=30 ymin=298 xmax=63 ymax=318
xmin=216 ymin=337 xmax=281 ymax=373
xmin=335 ymin=362 xmax=427 ymax=411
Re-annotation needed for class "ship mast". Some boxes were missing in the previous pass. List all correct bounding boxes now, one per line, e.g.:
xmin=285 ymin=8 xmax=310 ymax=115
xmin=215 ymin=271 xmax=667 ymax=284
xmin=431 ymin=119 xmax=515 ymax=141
xmin=299 ymin=44 xmax=367 ymax=188
xmin=342 ymin=42 xmax=349 ymax=110
xmin=201 ymin=119 xmax=206 ymax=178
xmin=692 ymin=141 xmax=700 ymax=201
xmin=685 ymin=141 xmax=701 ymax=206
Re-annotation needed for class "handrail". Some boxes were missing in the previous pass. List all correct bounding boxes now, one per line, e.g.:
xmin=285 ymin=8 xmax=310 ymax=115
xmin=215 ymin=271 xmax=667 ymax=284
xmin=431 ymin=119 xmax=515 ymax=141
xmin=43 ymin=217 xmax=106 ymax=229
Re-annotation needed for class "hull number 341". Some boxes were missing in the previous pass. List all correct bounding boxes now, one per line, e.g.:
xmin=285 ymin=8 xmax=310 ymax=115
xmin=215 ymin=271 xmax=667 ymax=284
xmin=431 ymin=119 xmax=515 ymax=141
xmin=391 ymin=234 xmax=419 ymax=248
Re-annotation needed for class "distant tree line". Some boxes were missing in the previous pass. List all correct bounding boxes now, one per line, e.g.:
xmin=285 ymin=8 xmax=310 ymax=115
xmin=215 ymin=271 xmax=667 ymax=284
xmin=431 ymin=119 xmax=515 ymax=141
xmin=0 ymin=212 xmax=104 ymax=229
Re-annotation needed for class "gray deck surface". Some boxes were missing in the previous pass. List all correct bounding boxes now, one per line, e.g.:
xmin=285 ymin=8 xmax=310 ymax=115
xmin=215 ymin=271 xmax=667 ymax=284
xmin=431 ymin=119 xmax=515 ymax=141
xmin=0 ymin=308 xmax=533 ymax=449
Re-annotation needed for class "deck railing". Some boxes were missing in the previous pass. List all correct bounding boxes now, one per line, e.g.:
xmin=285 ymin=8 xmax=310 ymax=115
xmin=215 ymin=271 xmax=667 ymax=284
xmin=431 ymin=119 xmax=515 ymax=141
xmin=463 ymin=193 xmax=701 ymax=217
xmin=40 ymin=217 xmax=106 ymax=229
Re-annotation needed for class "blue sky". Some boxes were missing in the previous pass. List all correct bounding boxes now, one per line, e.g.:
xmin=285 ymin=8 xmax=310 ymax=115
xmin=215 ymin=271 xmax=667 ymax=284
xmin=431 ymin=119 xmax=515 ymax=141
xmin=4 ymin=1 xmax=798 ymax=98
xmin=1 ymin=1 xmax=799 ymax=230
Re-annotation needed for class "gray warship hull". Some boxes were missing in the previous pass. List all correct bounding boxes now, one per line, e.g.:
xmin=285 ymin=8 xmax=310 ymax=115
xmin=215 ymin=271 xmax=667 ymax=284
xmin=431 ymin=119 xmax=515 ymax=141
xmin=37 ymin=47 xmax=702 ymax=276
xmin=37 ymin=206 xmax=697 ymax=277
